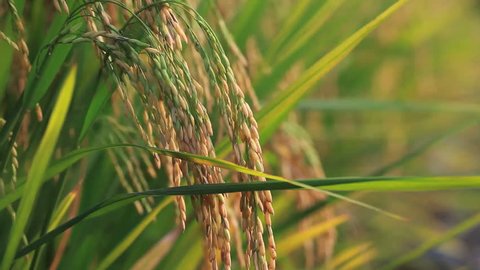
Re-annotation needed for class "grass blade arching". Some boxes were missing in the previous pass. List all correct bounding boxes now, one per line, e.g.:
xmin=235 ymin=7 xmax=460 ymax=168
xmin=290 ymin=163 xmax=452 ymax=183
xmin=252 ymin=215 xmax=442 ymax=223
xmin=298 ymin=99 xmax=480 ymax=115
xmin=5 ymin=143 xmax=404 ymax=220
xmin=16 ymin=174 xmax=480 ymax=259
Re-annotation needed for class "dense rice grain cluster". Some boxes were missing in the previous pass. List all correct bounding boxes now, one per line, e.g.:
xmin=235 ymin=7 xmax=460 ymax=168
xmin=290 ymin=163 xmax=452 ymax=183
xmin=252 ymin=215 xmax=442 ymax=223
xmin=49 ymin=1 xmax=275 ymax=268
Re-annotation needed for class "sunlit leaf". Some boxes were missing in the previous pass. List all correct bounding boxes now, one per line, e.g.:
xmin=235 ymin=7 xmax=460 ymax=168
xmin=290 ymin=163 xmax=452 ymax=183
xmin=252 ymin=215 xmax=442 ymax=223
xmin=1 ymin=66 xmax=76 ymax=270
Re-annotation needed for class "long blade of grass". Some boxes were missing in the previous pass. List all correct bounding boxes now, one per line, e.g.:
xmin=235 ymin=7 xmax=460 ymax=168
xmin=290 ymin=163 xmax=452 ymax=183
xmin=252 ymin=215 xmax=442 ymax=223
xmin=275 ymin=119 xmax=477 ymax=235
xmin=0 ymin=131 xmax=476 ymax=224
xmin=15 ymin=174 xmax=480 ymax=258
xmin=96 ymin=197 xmax=174 ymax=270
xmin=298 ymin=99 xmax=480 ymax=114
xmin=277 ymin=215 xmax=348 ymax=254
xmin=2 ymin=143 xmax=403 ymax=220
xmin=1 ymin=66 xmax=76 ymax=270
xmin=382 ymin=212 xmax=480 ymax=270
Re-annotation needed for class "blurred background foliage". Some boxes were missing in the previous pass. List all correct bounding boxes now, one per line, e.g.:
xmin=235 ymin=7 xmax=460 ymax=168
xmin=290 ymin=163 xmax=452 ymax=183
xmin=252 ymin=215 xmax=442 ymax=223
xmin=1 ymin=0 xmax=480 ymax=269
xmin=267 ymin=0 xmax=480 ymax=269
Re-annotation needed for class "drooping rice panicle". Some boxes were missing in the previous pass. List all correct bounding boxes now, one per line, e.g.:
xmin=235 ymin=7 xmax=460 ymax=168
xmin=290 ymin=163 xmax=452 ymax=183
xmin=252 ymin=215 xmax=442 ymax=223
xmin=6 ymin=0 xmax=30 ymax=94
xmin=44 ymin=2 xmax=277 ymax=268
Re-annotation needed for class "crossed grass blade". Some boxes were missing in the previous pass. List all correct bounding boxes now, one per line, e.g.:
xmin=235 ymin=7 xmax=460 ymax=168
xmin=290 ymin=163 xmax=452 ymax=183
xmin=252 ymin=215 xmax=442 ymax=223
xmin=14 ymin=174 xmax=480 ymax=259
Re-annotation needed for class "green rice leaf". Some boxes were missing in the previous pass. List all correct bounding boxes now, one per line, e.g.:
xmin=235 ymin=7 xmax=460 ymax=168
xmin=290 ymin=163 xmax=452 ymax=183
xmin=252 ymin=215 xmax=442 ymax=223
xmin=1 ymin=143 xmax=402 ymax=220
xmin=15 ymin=174 xmax=480 ymax=258
xmin=298 ymin=99 xmax=480 ymax=114
xmin=1 ymin=66 xmax=76 ymax=270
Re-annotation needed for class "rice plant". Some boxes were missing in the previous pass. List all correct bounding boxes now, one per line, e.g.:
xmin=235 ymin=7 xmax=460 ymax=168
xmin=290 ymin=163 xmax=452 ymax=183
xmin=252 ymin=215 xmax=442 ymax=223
xmin=1 ymin=0 xmax=480 ymax=269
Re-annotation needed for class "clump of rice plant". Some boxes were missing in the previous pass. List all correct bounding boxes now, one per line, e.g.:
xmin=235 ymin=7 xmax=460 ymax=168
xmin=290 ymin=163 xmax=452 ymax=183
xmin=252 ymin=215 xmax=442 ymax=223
xmin=2 ymin=1 xmax=276 ymax=269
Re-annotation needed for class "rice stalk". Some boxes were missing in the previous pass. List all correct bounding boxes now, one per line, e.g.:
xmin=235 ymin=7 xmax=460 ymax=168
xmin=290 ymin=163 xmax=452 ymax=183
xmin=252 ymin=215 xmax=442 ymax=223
xmin=38 ymin=1 xmax=276 ymax=268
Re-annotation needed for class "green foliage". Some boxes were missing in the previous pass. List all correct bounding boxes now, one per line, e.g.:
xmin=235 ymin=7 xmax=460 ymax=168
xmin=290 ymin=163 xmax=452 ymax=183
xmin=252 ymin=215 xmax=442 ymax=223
xmin=1 ymin=0 xmax=480 ymax=269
